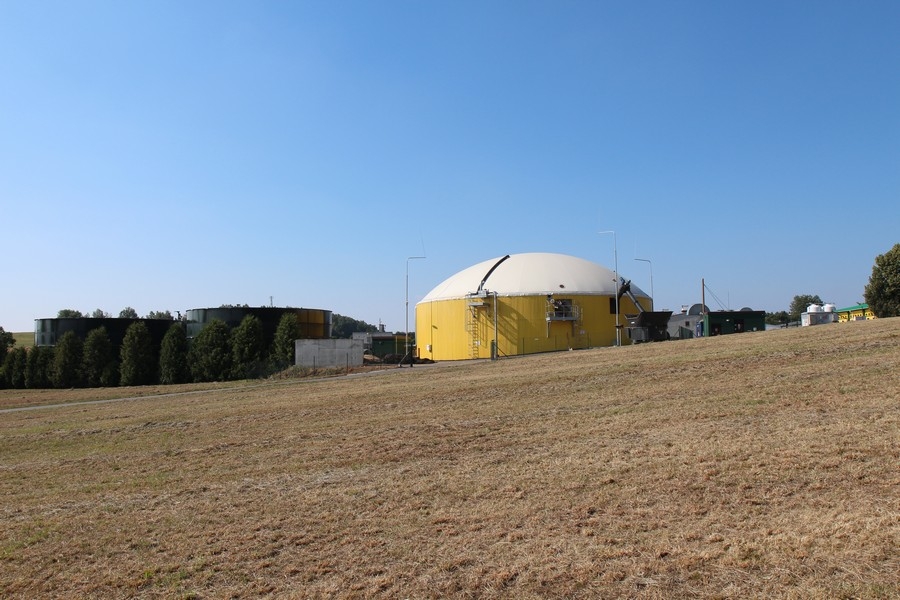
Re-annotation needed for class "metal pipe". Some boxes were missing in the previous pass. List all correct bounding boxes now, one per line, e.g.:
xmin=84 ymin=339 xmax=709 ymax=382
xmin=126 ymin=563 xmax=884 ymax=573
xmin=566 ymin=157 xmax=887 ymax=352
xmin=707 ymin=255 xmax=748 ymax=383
xmin=635 ymin=258 xmax=653 ymax=311
xmin=493 ymin=291 xmax=498 ymax=360
xmin=405 ymin=256 xmax=426 ymax=367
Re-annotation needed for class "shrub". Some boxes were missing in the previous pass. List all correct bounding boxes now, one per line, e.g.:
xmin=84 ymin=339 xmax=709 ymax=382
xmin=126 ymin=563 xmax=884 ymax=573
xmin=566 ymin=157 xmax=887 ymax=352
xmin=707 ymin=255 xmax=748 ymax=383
xmin=0 ymin=326 xmax=14 ymax=355
xmin=25 ymin=345 xmax=54 ymax=389
xmin=3 ymin=347 xmax=27 ymax=389
xmin=159 ymin=323 xmax=189 ymax=385
xmin=8 ymin=347 xmax=27 ymax=389
xmin=231 ymin=315 xmax=265 ymax=379
xmin=83 ymin=327 xmax=117 ymax=388
xmin=271 ymin=313 xmax=300 ymax=371
xmin=189 ymin=319 xmax=232 ymax=382
xmin=52 ymin=331 xmax=84 ymax=388
xmin=120 ymin=322 xmax=156 ymax=386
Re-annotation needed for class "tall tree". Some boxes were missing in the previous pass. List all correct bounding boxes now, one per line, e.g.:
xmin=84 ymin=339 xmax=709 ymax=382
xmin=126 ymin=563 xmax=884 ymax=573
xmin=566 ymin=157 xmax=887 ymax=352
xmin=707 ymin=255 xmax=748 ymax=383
xmin=119 ymin=322 xmax=156 ymax=386
xmin=52 ymin=331 xmax=84 ymax=388
xmin=159 ymin=323 xmax=189 ymax=385
xmin=91 ymin=308 xmax=110 ymax=318
xmin=3 ymin=347 xmax=27 ymax=388
xmin=272 ymin=313 xmax=300 ymax=370
xmin=231 ymin=315 xmax=265 ymax=379
xmin=0 ymin=326 xmax=14 ymax=388
xmin=57 ymin=309 xmax=84 ymax=318
xmin=25 ymin=345 xmax=54 ymax=389
xmin=789 ymin=294 xmax=823 ymax=322
xmin=0 ymin=326 xmax=14 ymax=355
xmin=12 ymin=347 xmax=28 ymax=388
xmin=189 ymin=319 xmax=232 ymax=382
xmin=864 ymin=243 xmax=900 ymax=318
xmin=119 ymin=307 xmax=139 ymax=319
xmin=83 ymin=327 xmax=117 ymax=387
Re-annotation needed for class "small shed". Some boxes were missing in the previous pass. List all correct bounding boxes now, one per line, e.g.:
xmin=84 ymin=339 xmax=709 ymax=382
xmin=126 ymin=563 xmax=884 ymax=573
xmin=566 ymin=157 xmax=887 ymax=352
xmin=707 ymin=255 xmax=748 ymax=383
xmin=701 ymin=310 xmax=766 ymax=336
xmin=836 ymin=303 xmax=876 ymax=322
xmin=801 ymin=304 xmax=837 ymax=327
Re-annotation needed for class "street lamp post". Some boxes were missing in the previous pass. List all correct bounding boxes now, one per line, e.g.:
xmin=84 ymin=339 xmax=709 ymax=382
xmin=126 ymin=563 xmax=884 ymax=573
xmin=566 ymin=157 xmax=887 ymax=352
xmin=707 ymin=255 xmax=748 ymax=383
xmin=635 ymin=257 xmax=653 ymax=311
xmin=599 ymin=230 xmax=620 ymax=346
xmin=405 ymin=255 xmax=426 ymax=367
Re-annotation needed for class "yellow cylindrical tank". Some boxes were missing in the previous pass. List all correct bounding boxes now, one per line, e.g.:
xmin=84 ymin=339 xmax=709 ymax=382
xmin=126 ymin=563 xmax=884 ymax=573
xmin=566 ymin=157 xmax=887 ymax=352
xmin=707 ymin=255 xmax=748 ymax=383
xmin=415 ymin=253 xmax=650 ymax=360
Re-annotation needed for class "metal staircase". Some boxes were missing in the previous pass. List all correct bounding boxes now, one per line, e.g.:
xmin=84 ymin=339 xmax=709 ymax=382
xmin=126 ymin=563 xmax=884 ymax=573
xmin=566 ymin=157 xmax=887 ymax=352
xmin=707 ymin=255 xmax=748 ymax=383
xmin=466 ymin=296 xmax=485 ymax=359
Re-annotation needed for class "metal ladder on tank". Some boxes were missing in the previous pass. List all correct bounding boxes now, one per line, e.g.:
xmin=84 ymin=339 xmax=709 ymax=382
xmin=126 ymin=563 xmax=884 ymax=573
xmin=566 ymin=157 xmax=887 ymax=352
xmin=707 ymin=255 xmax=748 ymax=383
xmin=465 ymin=301 xmax=481 ymax=359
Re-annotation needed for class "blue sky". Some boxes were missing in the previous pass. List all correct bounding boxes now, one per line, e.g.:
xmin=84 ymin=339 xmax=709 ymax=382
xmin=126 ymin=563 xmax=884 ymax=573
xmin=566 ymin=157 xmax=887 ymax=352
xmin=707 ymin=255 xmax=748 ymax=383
xmin=2 ymin=1 xmax=898 ymax=332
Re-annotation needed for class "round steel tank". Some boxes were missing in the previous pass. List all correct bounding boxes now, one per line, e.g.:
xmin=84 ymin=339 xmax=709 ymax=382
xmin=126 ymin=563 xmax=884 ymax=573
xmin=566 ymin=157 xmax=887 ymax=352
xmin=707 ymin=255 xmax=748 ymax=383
xmin=185 ymin=307 xmax=332 ymax=345
xmin=34 ymin=317 xmax=177 ymax=349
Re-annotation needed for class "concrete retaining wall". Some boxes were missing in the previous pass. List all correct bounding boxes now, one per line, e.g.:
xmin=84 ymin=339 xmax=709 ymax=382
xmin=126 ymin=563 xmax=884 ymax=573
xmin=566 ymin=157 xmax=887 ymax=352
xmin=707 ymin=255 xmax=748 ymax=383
xmin=295 ymin=339 xmax=364 ymax=368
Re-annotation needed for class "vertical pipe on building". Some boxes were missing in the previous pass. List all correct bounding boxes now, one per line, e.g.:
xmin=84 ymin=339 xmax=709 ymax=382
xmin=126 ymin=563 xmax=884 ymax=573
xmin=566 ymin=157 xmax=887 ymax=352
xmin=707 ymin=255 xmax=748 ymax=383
xmin=701 ymin=278 xmax=706 ymax=315
xmin=701 ymin=278 xmax=706 ymax=338
xmin=492 ymin=291 xmax=499 ymax=360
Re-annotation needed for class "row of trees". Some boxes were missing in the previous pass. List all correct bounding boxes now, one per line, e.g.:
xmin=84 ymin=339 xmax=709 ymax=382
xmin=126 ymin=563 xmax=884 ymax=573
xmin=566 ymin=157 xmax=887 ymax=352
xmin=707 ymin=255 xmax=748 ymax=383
xmin=1 ymin=313 xmax=302 ymax=390
xmin=57 ymin=308 xmax=176 ymax=320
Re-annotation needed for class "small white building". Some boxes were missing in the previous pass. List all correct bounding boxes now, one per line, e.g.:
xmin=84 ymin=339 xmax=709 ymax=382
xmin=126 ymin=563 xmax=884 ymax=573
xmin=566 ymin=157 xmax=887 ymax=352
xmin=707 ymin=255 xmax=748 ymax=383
xmin=801 ymin=304 xmax=837 ymax=327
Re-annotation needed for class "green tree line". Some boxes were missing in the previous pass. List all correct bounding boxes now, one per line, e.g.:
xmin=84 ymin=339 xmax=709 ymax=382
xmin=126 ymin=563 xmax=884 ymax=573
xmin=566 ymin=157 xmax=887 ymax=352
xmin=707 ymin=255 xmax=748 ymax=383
xmin=0 ymin=313 xmax=305 ymax=390
xmin=330 ymin=314 xmax=378 ymax=338
xmin=56 ymin=307 xmax=176 ymax=319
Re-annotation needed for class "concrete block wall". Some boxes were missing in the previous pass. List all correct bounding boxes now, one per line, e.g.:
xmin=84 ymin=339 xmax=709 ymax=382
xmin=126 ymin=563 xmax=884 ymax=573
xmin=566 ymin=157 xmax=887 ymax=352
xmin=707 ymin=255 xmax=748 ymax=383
xmin=295 ymin=339 xmax=364 ymax=368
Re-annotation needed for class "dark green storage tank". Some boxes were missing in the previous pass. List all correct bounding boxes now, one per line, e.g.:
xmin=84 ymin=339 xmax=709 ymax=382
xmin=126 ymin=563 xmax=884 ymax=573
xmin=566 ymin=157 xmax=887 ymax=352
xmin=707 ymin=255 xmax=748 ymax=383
xmin=34 ymin=317 xmax=176 ymax=349
xmin=185 ymin=307 xmax=332 ymax=346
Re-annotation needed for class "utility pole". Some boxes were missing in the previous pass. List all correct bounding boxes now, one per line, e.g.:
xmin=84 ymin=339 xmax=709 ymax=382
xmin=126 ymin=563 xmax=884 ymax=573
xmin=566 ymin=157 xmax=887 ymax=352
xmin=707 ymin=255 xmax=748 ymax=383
xmin=404 ymin=255 xmax=426 ymax=366
xmin=634 ymin=258 xmax=653 ymax=311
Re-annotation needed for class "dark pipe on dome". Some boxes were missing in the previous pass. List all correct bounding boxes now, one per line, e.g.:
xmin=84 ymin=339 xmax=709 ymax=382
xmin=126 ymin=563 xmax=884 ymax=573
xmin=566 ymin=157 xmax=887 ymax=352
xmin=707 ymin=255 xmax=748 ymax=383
xmin=477 ymin=255 xmax=511 ymax=294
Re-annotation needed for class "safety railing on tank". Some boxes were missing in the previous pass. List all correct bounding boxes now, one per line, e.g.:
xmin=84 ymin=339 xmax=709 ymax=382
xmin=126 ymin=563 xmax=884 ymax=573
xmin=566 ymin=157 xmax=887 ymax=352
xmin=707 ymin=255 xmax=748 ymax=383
xmin=545 ymin=303 xmax=581 ymax=322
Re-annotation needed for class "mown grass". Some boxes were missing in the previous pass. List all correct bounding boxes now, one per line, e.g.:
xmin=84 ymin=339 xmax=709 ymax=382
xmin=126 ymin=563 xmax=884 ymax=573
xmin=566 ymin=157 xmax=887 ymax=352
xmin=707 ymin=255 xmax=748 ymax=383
xmin=0 ymin=365 xmax=392 ymax=412
xmin=0 ymin=319 xmax=898 ymax=599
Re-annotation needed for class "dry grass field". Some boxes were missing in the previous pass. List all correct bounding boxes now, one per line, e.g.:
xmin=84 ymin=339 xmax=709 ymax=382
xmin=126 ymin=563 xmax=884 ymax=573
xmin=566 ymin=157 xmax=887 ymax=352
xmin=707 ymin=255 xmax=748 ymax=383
xmin=11 ymin=332 xmax=33 ymax=350
xmin=1 ymin=319 xmax=898 ymax=599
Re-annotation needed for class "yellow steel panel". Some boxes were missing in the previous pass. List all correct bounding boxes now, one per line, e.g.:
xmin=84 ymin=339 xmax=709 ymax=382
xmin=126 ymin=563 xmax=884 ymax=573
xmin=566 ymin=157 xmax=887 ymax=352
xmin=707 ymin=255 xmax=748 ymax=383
xmin=416 ymin=293 xmax=630 ymax=360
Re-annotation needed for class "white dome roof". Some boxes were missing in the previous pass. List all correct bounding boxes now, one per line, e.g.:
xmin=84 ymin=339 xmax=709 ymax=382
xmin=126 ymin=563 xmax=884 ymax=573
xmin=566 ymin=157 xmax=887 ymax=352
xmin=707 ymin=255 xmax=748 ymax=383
xmin=420 ymin=253 xmax=646 ymax=302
